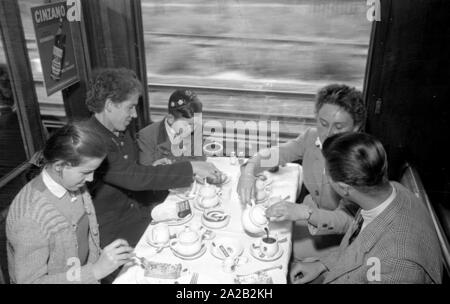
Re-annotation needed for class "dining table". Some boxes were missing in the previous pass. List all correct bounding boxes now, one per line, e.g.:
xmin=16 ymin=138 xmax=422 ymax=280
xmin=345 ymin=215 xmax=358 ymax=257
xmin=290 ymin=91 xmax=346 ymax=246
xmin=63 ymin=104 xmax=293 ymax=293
xmin=113 ymin=157 xmax=302 ymax=284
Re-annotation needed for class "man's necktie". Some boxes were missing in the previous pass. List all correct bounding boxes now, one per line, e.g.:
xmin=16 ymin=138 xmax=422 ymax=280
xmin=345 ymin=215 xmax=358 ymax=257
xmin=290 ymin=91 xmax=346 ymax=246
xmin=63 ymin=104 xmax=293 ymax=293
xmin=348 ymin=214 xmax=364 ymax=245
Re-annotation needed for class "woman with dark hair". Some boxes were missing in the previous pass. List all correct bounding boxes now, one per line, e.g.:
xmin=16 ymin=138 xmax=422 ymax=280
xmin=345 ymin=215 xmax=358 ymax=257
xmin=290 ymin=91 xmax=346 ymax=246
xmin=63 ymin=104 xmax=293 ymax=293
xmin=290 ymin=132 xmax=442 ymax=284
xmin=239 ymin=84 xmax=366 ymax=258
xmin=6 ymin=123 xmax=134 ymax=283
xmin=83 ymin=68 xmax=219 ymax=249
xmin=138 ymin=88 xmax=205 ymax=166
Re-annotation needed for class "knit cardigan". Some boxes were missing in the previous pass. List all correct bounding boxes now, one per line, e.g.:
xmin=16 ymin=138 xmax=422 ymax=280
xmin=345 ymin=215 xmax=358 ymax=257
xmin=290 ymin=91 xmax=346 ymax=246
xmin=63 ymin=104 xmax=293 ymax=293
xmin=6 ymin=174 xmax=101 ymax=284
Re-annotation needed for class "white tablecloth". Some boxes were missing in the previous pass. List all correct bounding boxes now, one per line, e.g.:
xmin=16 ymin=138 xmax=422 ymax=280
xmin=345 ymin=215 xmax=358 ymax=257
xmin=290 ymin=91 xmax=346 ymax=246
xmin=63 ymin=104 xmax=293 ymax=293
xmin=114 ymin=157 xmax=302 ymax=284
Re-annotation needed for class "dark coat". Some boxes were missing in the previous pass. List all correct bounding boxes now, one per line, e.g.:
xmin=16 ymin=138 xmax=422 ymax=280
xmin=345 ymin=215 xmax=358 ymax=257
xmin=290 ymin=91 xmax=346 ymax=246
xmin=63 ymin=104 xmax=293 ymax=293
xmin=137 ymin=119 xmax=206 ymax=166
xmin=85 ymin=116 xmax=194 ymax=247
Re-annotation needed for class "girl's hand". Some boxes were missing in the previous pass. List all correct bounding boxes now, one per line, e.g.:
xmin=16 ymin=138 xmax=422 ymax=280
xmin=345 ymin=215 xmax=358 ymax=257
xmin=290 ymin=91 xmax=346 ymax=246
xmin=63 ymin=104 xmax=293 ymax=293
xmin=92 ymin=239 xmax=134 ymax=280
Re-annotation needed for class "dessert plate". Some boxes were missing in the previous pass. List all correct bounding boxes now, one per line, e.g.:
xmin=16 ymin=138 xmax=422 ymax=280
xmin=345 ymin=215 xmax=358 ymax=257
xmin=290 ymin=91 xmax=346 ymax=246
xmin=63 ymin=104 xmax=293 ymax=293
xmin=151 ymin=203 xmax=194 ymax=226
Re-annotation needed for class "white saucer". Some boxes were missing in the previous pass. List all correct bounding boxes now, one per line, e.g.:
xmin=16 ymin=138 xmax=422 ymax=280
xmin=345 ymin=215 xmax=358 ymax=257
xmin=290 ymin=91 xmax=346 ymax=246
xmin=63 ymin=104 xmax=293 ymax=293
xmin=171 ymin=243 xmax=207 ymax=260
xmin=249 ymin=242 xmax=284 ymax=262
xmin=210 ymin=237 xmax=244 ymax=260
xmin=151 ymin=203 xmax=194 ymax=226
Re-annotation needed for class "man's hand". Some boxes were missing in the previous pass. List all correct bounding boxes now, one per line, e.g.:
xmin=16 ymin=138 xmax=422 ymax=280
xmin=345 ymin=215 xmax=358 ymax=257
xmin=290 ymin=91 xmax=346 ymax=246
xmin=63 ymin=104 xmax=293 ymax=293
xmin=265 ymin=202 xmax=312 ymax=222
xmin=290 ymin=261 xmax=327 ymax=284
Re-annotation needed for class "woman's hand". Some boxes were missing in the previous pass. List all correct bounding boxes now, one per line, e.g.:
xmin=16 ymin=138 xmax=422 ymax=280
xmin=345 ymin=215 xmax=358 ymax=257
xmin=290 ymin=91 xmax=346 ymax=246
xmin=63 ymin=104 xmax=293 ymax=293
xmin=92 ymin=239 xmax=134 ymax=280
xmin=152 ymin=158 xmax=173 ymax=166
xmin=265 ymin=202 xmax=312 ymax=222
xmin=190 ymin=161 xmax=220 ymax=181
xmin=290 ymin=261 xmax=327 ymax=284
xmin=237 ymin=172 xmax=256 ymax=206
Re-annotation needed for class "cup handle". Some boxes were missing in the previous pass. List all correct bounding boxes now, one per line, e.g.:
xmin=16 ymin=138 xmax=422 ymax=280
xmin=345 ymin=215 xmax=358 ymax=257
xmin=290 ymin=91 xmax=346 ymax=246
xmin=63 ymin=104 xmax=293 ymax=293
xmin=170 ymin=239 xmax=178 ymax=248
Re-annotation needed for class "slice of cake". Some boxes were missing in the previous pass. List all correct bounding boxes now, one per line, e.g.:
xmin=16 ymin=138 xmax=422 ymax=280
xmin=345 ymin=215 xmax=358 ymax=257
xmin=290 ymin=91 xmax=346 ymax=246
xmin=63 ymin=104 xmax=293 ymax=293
xmin=143 ymin=260 xmax=182 ymax=279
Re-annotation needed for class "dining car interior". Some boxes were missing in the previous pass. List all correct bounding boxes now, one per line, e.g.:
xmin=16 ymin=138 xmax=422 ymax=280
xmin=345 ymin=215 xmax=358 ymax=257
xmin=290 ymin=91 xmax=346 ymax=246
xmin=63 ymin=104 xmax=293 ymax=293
xmin=1 ymin=0 xmax=450 ymax=285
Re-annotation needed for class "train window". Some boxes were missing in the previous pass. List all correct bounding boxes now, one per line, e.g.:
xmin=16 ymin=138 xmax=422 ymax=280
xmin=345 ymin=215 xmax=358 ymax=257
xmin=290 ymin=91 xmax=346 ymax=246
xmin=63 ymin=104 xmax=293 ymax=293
xmin=0 ymin=57 xmax=27 ymax=179
xmin=142 ymin=0 xmax=371 ymax=142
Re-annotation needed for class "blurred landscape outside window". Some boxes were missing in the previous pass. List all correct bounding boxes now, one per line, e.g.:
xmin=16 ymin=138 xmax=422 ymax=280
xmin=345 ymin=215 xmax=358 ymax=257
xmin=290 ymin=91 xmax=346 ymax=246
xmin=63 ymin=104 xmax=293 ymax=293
xmin=0 ymin=0 xmax=371 ymax=142
xmin=143 ymin=0 xmax=371 ymax=140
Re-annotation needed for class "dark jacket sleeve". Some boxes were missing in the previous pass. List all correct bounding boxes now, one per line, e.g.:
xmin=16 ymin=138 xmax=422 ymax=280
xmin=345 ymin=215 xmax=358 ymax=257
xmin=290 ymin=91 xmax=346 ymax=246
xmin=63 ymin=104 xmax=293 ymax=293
xmin=98 ymin=142 xmax=194 ymax=191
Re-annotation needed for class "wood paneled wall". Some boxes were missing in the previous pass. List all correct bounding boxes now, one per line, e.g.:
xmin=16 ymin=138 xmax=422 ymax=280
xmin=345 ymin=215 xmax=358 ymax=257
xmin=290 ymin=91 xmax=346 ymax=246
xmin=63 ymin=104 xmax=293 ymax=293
xmin=365 ymin=0 xmax=450 ymax=235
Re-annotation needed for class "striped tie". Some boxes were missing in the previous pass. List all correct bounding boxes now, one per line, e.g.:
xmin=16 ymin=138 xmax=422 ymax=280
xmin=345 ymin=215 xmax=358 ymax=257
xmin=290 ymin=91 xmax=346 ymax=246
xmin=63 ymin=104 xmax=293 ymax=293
xmin=348 ymin=214 xmax=364 ymax=245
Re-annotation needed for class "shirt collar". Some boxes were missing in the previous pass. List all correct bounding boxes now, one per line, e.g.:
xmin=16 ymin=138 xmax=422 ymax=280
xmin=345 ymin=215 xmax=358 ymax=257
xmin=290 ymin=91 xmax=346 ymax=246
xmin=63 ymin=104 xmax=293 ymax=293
xmin=42 ymin=169 xmax=67 ymax=199
xmin=165 ymin=117 xmax=177 ymax=144
xmin=315 ymin=137 xmax=322 ymax=149
xmin=360 ymin=183 xmax=397 ymax=229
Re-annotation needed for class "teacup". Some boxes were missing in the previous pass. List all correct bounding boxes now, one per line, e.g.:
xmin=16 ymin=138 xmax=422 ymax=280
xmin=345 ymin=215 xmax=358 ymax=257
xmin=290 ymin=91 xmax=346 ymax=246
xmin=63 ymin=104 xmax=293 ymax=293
xmin=150 ymin=223 xmax=170 ymax=245
xmin=170 ymin=227 xmax=203 ymax=256
xmin=259 ymin=236 xmax=279 ymax=258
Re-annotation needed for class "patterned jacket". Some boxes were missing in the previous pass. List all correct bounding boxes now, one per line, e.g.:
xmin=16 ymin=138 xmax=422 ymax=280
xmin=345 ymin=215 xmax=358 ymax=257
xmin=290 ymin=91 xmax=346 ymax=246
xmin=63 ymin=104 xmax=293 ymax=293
xmin=321 ymin=182 xmax=442 ymax=284
xmin=6 ymin=175 xmax=101 ymax=284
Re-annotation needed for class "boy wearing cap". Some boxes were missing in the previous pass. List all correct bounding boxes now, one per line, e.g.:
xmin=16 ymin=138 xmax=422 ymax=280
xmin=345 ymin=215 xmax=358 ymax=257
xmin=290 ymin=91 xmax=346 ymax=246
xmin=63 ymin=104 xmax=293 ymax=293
xmin=138 ymin=89 xmax=206 ymax=166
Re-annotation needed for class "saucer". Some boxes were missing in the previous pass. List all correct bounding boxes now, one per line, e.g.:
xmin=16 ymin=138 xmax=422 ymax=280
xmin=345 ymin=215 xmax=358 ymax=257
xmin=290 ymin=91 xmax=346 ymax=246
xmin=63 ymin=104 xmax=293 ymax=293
xmin=201 ymin=209 xmax=230 ymax=230
xmin=170 ymin=243 xmax=207 ymax=260
xmin=249 ymin=242 xmax=284 ymax=262
xmin=151 ymin=203 xmax=194 ymax=226
xmin=210 ymin=237 xmax=244 ymax=260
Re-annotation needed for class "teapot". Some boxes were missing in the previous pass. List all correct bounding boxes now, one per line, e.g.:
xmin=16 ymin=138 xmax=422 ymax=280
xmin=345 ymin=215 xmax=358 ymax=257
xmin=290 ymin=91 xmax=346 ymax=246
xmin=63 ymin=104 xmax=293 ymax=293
xmin=170 ymin=226 xmax=203 ymax=256
xmin=241 ymin=203 xmax=269 ymax=235
xmin=198 ymin=184 xmax=222 ymax=209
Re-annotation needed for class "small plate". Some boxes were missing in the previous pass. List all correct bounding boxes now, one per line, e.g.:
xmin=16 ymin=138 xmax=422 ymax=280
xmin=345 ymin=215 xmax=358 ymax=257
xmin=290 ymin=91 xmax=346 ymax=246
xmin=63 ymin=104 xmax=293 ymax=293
xmin=201 ymin=209 xmax=230 ymax=230
xmin=249 ymin=242 xmax=284 ymax=262
xmin=151 ymin=203 xmax=194 ymax=226
xmin=210 ymin=237 xmax=244 ymax=260
xmin=171 ymin=243 xmax=207 ymax=260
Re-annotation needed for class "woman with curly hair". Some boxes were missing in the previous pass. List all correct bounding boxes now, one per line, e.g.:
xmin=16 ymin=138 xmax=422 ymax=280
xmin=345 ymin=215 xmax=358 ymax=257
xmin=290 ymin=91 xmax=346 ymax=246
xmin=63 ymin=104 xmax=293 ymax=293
xmin=237 ymin=84 xmax=367 ymax=258
xmin=83 ymin=68 xmax=219 ymax=250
